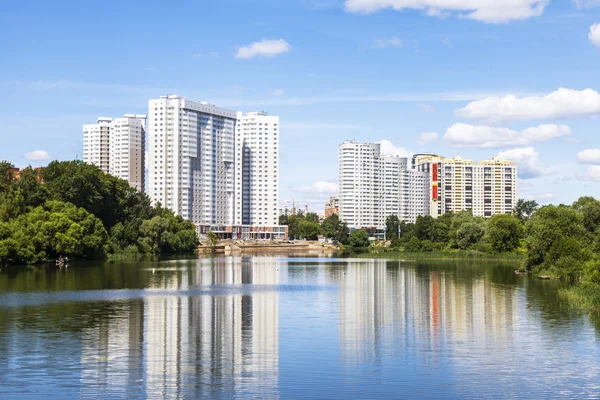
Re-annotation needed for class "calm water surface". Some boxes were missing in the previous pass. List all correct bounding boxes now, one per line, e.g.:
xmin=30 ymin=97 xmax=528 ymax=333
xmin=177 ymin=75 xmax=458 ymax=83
xmin=0 ymin=255 xmax=599 ymax=399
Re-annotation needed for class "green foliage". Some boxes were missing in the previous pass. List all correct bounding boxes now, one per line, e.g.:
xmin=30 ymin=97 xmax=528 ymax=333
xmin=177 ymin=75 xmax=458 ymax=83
xmin=304 ymin=212 xmax=320 ymax=224
xmin=321 ymin=214 xmax=350 ymax=244
xmin=456 ymin=222 xmax=486 ymax=250
xmin=0 ymin=201 xmax=108 ymax=265
xmin=572 ymin=196 xmax=600 ymax=234
xmin=513 ymin=199 xmax=539 ymax=223
xmin=525 ymin=205 xmax=590 ymax=277
xmin=207 ymin=232 xmax=218 ymax=249
xmin=487 ymin=214 xmax=521 ymax=253
xmin=0 ymin=160 xmax=199 ymax=266
xmin=385 ymin=215 xmax=400 ymax=241
xmin=349 ymin=229 xmax=370 ymax=248
xmin=298 ymin=219 xmax=321 ymax=240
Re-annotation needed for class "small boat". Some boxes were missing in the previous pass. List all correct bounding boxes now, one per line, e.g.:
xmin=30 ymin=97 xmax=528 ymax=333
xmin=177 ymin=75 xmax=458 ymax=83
xmin=537 ymin=275 xmax=551 ymax=280
xmin=515 ymin=270 xmax=528 ymax=276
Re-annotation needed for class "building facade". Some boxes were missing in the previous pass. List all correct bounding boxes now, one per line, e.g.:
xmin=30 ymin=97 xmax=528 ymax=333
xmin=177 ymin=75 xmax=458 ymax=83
xmin=83 ymin=117 xmax=112 ymax=174
xmin=414 ymin=154 xmax=517 ymax=218
xmin=234 ymin=112 xmax=279 ymax=226
xmin=148 ymin=95 xmax=238 ymax=226
xmin=83 ymin=115 xmax=146 ymax=191
xmin=339 ymin=141 xmax=382 ymax=228
xmin=324 ymin=196 xmax=339 ymax=218
xmin=338 ymin=141 xmax=429 ymax=228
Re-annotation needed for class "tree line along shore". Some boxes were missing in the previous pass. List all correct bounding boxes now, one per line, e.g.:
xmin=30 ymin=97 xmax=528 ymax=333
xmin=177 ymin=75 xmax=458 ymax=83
xmin=1 ymin=160 xmax=599 ymax=311
xmin=282 ymin=199 xmax=600 ymax=312
xmin=0 ymin=160 xmax=198 ymax=266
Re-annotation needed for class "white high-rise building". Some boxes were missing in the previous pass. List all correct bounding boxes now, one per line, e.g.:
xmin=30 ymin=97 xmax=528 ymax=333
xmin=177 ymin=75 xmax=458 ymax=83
xmin=147 ymin=95 xmax=238 ymax=226
xmin=234 ymin=112 xmax=280 ymax=226
xmin=339 ymin=141 xmax=382 ymax=228
xmin=83 ymin=117 xmax=112 ymax=173
xmin=83 ymin=115 xmax=146 ymax=191
xmin=339 ymin=141 xmax=430 ymax=229
xmin=400 ymin=169 xmax=429 ymax=223
xmin=109 ymin=114 xmax=146 ymax=192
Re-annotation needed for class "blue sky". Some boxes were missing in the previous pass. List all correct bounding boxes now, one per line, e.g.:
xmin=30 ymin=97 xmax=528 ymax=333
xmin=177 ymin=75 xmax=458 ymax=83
xmin=1 ymin=0 xmax=600 ymax=213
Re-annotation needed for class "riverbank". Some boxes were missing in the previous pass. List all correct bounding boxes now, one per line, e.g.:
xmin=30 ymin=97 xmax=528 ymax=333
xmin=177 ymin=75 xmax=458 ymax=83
xmin=198 ymin=240 xmax=340 ymax=254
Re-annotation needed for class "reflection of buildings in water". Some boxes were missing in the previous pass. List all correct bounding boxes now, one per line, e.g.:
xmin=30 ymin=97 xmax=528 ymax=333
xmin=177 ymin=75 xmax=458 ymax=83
xmin=79 ymin=257 xmax=280 ymax=399
xmin=79 ymin=301 xmax=145 ymax=398
xmin=339 ymin=260 xmax=519 ymax=367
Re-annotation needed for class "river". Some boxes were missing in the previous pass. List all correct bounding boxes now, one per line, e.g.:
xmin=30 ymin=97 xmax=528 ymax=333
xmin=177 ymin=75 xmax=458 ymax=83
xmin=0 ymin=255 xmax=599 ymax=399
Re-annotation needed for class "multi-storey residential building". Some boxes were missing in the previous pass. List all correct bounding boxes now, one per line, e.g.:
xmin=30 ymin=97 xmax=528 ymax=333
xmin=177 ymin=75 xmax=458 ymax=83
xmin=400 ymin=169 xmax=429 ymax=223
xmin=109 ymin=114 xmax=146 ymax=191
xmin=339 ymin=141 xmax=382 ymax=228
xmin=338 ymin=141 xmax=429 ymax=229
xmin=324 ymin=196 xmax=339 ymax=218
xmin=147 ymin=95 xmax=238 ymax=226
xmin=234 ymin=112 xmax=279 ymax=226
xmin=83 ymin=115 xmax=146 ymax=191
xmin=83 ymin=117 xmax=112 ymax=173
xmin=414 ymin=154 xmax=517 ymax=217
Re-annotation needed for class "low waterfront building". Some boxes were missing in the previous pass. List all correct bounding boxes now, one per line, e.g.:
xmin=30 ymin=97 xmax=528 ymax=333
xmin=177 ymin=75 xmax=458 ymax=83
xmin=196 ymin=224 xmax=288 ymax=240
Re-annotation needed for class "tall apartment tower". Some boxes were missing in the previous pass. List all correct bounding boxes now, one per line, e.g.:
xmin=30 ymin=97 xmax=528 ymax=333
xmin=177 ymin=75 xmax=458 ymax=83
xmin=414 ymin=154 xmax=517 ymax=217
xmin=234 ymin=112 xmax=280 ymax=226
xmin=339 ymin=141 xmax=429 ymax=228
xmin=339 ymin=142 xmax=382 ymax=228
xmin=83 ymin=117 xmax=112 ymax=173
xmin=109 ymin=114 xmax=146 ymax=192
xmin=147 ymin=95 xmax=238 ymax=226
xmin=83 ymin=115 xmax=146 ymax=191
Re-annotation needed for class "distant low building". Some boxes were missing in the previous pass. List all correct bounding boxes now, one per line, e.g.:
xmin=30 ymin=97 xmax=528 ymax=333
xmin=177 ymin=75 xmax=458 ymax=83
xmin=324 ymin=196 xmax=339 ymax=218
xmin=196 ymin=224 xmax=288 ymax=240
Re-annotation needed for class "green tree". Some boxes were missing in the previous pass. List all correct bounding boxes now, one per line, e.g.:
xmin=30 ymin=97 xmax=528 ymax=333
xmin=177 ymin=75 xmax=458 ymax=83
xmin=349 ymin=229 xmax=370 ymax=248
xmin=298 ymin=219 xmax=321 ymax=240
xmin=321 ymin=214 xmax=350 ymax=244
xmin=0 ymin=161 xmax=15 ymax=193
xmin=207 ymin=231 xmax=218 ymax=249
xmin=456 ymin=222 xmax=485 ymax=250
xmin=304 ymin=212 xmax=320 ymax=224
xmin=572 ymin=196 xmax=600 ymax=234
xmin=487 ymin=214 xmax=521 ymax=253
xmin=525 ymin=205 xmax=590 ymax=276
xmin=385 ymin=215 xmax=400 ymax=241
xmin=513 ymin=199 xmax=539 ymax=223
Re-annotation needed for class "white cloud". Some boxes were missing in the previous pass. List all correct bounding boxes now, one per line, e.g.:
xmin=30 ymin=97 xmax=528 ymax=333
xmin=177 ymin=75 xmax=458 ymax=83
xmin=416 ymin=132 xmax=438 ymax=145
xmin=270 ymin=88 xmax=285 ymax=96
xmin=344 ymin=0 xmax=549 ymax=23
xmin=372 ymin=37 xmax=403 ymax=48
xmin=525 ymin=193 xmax=555 ymax=204
xmin=285 ymin=122 xmax=368 ymax=130
xmin=456 ymin=88 xmax=600 ymax=122
xmin=577 ymin=149 xmax=600 ymax=164
xmin=379 ymin=139 xmax=411 ymax=157
xmin=25 ymin=150 xmax=50 ymax=161
xmin=444 ymin=123 xmax=571 ymax=149
xmin=496 ymin=147 xmax=551 ymax=179
xmin=575 ymin=0 xmax=600 ymax=8
xmin=590 ymin=23 xmax=600 ymax=48
xmin=235 ymin=39 xmax=291 ymax=59
xmin=577 ymin=166 xmax=600 ymax=182
xmin=416 ymin=103 xmax=435 ymax=112
xmin=295 ymin=181 xmax=339 ymax=193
